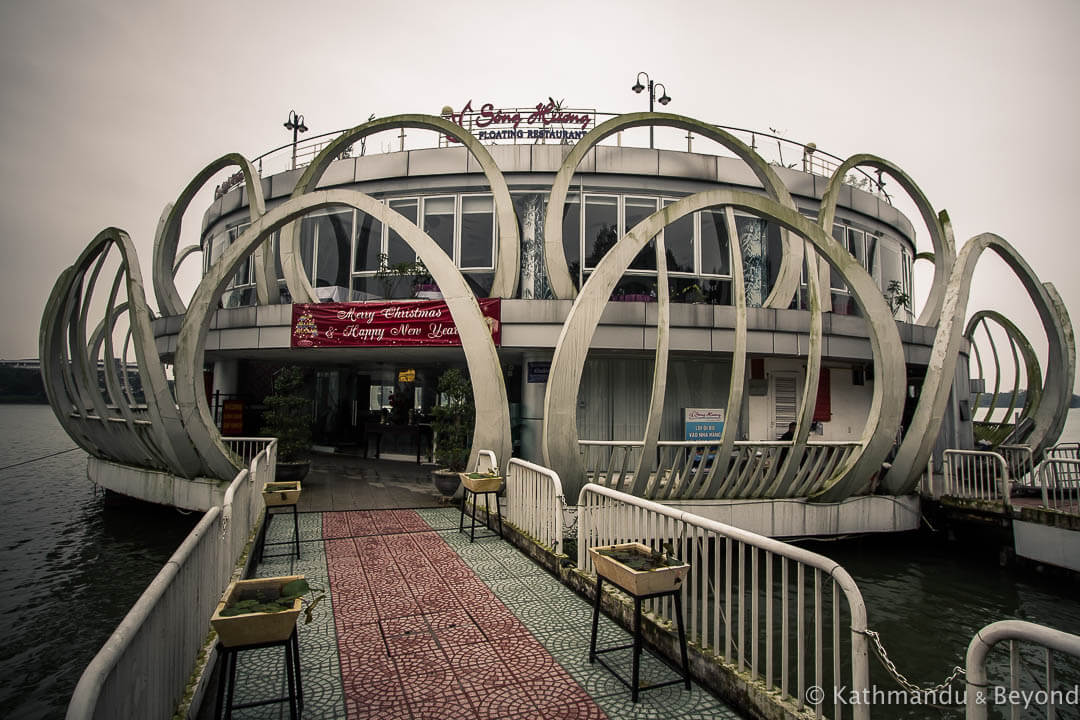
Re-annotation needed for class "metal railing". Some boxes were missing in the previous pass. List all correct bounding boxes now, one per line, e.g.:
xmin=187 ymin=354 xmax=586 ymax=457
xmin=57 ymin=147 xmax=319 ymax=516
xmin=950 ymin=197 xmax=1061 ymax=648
xmin=943 ymin=449 xmax=1011 ymax=506
xmin=578 ymin=483 xmax=870 ymax=719
xmin=224 ymin=436 xmax=275 ymax=467
xmin=66 ymin=440 xmax=277 ymax=720
xmin=222 ymin=440 xmax=277 ymax=560
xmin=579 ymin=439 xmax=643 ymax=491
xmin=1000 ymin=445 xmax=1036 ymax=489
xmin=1047 ymin=442 xmax=1080 ymax=461
xmin=579 ymin=439 xmax=861 ymax=500
xmin=1038 ymin=458 xmax=1080 ymax=515
xmin=245 ymin=109 xmax=890 ymax=200
xmin=504 ymin=457 xmax=568 ymax=555
xmin=965 ymin=619 xmax=1080 ymax=719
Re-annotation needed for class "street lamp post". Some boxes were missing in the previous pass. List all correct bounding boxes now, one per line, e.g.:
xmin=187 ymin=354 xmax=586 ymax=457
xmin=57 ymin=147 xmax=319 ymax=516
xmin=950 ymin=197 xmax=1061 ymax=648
xmin=284 ymin=110 xmax=309 ymax=170
xmin=631 ymin=72 xmax=671 ymax=149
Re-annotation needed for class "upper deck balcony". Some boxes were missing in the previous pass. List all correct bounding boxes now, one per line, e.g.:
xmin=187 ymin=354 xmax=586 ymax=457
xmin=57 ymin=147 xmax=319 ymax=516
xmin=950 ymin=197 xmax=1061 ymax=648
xmin=199 ymin=106 xmax=918 ymax=323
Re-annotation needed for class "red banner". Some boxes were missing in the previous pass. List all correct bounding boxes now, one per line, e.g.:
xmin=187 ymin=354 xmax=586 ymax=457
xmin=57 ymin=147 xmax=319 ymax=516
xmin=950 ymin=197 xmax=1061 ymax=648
xmin=291 ymin=299 xmax=501 ymax=348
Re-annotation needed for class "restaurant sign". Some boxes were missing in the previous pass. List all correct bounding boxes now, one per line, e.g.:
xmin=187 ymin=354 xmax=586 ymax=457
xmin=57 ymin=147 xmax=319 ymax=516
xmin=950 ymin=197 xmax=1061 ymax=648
xmin=444 ymin=99 xmax=594 ymax=143
xmin=683 ymin=408 xmax=725 ymax=442
xmin=291 ymin=299 xmax=500 ymax=348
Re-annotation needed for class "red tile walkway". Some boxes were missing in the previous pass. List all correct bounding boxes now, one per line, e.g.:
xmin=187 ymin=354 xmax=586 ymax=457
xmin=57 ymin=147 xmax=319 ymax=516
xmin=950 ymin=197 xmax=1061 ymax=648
xmin=325 ymin=510 xmax=606 ymax=720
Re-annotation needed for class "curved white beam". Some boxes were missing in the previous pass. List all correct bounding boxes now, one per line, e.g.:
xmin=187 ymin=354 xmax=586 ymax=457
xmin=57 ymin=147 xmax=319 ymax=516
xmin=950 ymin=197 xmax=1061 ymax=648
xmin=173 ymin=189 xmax=512 ymax=479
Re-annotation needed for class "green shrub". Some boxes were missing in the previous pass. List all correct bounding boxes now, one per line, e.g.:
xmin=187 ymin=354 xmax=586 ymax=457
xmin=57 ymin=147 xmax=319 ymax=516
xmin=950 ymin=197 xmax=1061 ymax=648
xmin=431 ymin=368 xmax=474 ymax=472
xmin=260 ymin=367 xmax=311 ymax=462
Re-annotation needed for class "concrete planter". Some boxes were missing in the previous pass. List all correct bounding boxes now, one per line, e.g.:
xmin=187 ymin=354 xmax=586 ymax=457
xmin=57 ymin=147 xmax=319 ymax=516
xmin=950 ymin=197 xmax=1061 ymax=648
xmin=211 ymin=575 xmax=303 ymax=647
xmin=263 ymin=481 xmax=301 ymax=507
xmin=432 ymin=468 xmax=460 ymax=496
xmin=275 ymin=461 xmax=310 ymax=483
xmin=589 ymin=542 xmax=689 ymax=596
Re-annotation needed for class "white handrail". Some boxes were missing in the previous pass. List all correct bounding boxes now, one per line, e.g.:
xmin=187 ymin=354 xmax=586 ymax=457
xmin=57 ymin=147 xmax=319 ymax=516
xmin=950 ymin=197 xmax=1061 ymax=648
xmin=223 ymin=436 xmax=274 ymax=466
xmin=475 ymin=448 xmax=497 ymax=474
xmin=577 ymin=483 xmax=869 ymax=720
xmin=943 ymin=449 xmax=1011 ymax=505
xmin=66 ymin=439 xmax=278 ymax=720
xmin=965 ymin=619 xmax=1080 ymax=719
xmin=66 ymin=508 xmax=223 ymax=719
xmin=1038 ymin=458 xmax=1080 ymax=514
xmin=1047 ymin=442 xmax=1080 ymax=460
xmin=504 ymin=457 xmax=567 ymax=554
xmin=999 ymin=445 xmax=1035 ymax=489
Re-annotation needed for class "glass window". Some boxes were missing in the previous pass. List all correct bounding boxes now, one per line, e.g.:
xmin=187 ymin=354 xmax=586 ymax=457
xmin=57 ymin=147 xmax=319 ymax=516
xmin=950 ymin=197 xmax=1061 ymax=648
xmin=210 ymin=230 xmax=226 ymax=271
xmin=423 ymin=196 xmax=455 ymax=260
xmin=562 ymin=195 xmax=580 ymax=288
xmin=830 ymin=224 xmax=847 ymax=291
xmin=662 ymin=199 xmax=694 ymax=274
xmin=847 ymin=227 xmax=866 ymax=269
xmin=300 ymin=217 xmax=317 ymax=282
xmin=880 ymin=244 xmax=902 ymax=294
xmin=584 ymin=195 xmax=618 ymax=269
xmin=865 ymin=233 xmax=879 ymax=283
xmin=625 ymin=197 xmax=657 ymax=271
xmin=314 ymin=211 xmax=352 ymax=288
xmin=460 ymin=195 xmax=493 ymax=269
xmin=612 ymin=276 xmax=657 ymax=302
xmin=736 ymin=215 xmax=768 ymax=308
xmin=699 ymin=209 xmax=731 ymax=276
xmin=766 ymin=221 xmax=783 ymax=301
xmin=902 ymin=247 xmax=913 ymax=317
xmin=227 ymin=224 xmax=252 ymax=288
xmin=353 ymin=211 xmax=382 ymax=273
xmin=387 ymin=199 xmax=417 ymax=266
xmin=267 ymin=232 xmax=283 ymax=281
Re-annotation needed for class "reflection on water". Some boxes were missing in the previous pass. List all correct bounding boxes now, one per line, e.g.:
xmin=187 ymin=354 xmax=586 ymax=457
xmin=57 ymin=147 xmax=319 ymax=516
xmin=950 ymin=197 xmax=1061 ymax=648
xmin=794 ymin=528 xmax=1080 ymax=718
xmin=0 ymin=405 xmax=196 ymax=720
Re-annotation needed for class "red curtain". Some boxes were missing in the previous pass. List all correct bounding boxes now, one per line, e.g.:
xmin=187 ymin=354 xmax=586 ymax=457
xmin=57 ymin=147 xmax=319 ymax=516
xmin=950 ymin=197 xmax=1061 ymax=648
xmin=813 ymin=368 xmax=831 ymax=422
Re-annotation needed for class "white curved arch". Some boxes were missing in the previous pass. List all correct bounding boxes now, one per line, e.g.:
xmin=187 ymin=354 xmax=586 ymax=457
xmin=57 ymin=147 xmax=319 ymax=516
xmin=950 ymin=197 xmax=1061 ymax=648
xmin=152 ymin=154 xmax=268 ymax=317
xmin=819 ymin=154 xmax=955 ymax=327
xmin=40 ymin=229 xmax=203 ymax=477
xmin=882 ymin=235 xmax=1074 ymax=492
xmin=173 ymin=189 xmax=512 ymax=479
xmin=542 ymin=112 xmax=803 ymax=309
xmin=542 ymin=189 xmax=905 ymax=503
xmin=280 ymin=114 xmax=520 ymax=303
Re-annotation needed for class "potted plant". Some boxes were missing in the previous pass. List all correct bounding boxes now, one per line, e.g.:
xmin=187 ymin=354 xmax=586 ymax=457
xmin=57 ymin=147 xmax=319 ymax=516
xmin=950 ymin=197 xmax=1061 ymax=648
xmin=431 ymin=368 xmax=474 ymax=496
xmin=589 ymin=542 xmax=690 ymax=596
xmin=210 ymin=575 xmax=324 ymax=647
xmin=375 ymin=253 xmax=427 ymax=299
xmin=260 ymin=366 xmax=312 ymax=482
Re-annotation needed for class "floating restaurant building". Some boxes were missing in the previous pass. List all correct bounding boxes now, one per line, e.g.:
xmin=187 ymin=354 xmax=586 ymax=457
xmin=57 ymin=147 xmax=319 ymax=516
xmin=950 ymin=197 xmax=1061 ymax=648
xmin=40 ymin=102 xmax=1075 ymax=525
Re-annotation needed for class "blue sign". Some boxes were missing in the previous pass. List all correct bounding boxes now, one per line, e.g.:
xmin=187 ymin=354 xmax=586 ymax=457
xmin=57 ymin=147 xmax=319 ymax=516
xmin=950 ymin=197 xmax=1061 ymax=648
xmin=528 ymin=361 xmax=551 ymax=383
xmin=684 ymin=408 xmax=725 ymax=442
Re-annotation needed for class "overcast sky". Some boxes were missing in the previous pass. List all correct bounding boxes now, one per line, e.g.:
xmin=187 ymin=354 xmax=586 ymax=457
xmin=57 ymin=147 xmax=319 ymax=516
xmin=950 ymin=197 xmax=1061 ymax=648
xmin=1 ymin=0 xmax=1077 ymax=388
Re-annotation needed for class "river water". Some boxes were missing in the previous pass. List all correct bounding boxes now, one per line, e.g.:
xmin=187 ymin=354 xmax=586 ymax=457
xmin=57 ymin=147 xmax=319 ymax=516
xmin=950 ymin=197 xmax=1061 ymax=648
xmin=0 ymin=405 xmax=196 ymax=720
xmin=2 ymin=404 xmax=1080 ymax=719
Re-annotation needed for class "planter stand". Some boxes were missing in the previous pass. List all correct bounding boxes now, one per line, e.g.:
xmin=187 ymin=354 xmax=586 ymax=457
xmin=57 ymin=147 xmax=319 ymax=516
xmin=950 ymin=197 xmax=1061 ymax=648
xmin=214 ymin=626 xmax=303 ymax=720
xmin=258 ymin=483 xmax=301 ymax=561
xmin=588 ymin=544 xmax=692 ymax=703
xmin=457 ymin=472 xmax=504 ymax=542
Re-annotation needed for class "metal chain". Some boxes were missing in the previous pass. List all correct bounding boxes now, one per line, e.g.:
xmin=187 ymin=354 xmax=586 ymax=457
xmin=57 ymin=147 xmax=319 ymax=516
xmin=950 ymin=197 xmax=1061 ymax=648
xmin=862 ymin=628 xmax=966 ymax=694
xmin=563 ymin=505 xmax=579 ymax=539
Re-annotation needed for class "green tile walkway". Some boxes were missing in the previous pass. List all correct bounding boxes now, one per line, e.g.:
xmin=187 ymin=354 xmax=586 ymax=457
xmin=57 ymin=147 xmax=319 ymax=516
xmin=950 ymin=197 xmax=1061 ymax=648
xmin=210 ymin=507 xmax=741 ymax=719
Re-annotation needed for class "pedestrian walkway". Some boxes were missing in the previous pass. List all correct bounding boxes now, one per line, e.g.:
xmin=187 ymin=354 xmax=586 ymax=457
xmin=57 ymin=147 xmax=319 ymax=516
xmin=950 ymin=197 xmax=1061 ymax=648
xmin=294 ymin=453 xmax=443 ymax=512
xmin=208 ymin=506 xmax=740 ymax=719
